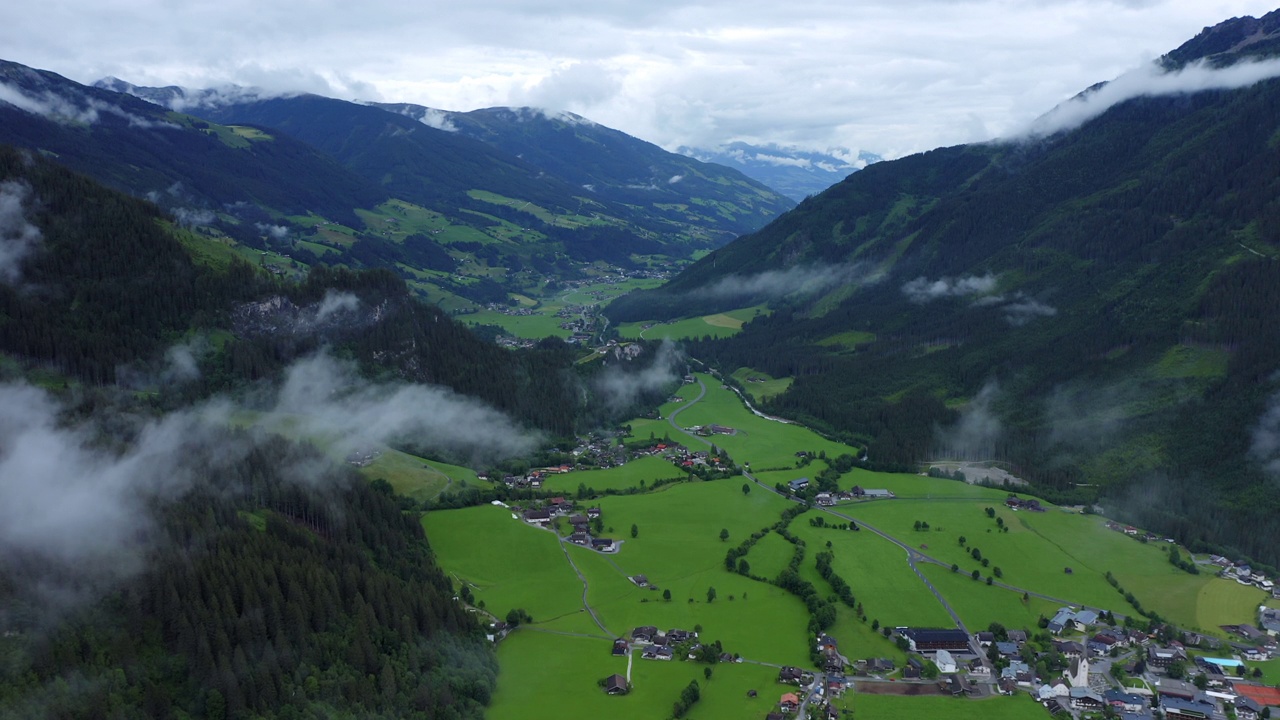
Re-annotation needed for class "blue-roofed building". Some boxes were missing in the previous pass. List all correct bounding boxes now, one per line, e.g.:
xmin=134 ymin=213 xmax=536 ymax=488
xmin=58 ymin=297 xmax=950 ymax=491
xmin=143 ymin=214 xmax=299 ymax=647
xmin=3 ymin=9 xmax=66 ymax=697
xmin=787 ymin=477 xmax=810 ymax=492
xmin=1048 ymin=607 xmax=1076 ymax=634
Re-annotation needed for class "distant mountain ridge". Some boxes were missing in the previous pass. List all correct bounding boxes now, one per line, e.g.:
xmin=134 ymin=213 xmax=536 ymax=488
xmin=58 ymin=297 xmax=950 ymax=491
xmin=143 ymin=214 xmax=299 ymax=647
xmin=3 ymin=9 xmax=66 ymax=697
xmin=678 ymin=142 xmax=881 ymax=201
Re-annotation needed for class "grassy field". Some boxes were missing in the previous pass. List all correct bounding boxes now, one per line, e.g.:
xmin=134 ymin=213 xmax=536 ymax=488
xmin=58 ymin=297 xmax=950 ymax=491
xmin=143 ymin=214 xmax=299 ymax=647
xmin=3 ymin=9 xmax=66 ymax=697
xmin=540 ymin=455 xmax=685 ymax=493
xmin=664 ymin=373 xmax=857 ymax=469
xmin=463 ymin=309 xmax=572 ymax=338
xmin=421 ymin=505 xmax=585 ymax=622
xmin=1193 ymin=577 xmax=1268 ymax=629
xmin=743 ymin=531 xmax=798 ymax=582
xmin=790 ymin=511 xmax=955 ymax=629
xmin=489 ymin=630 xmax=799 ymax=720
xmin=840 ymin=499 xmax=1244 ymax=631
xmin=920 ymin=564 xmax=1060 ymax=632
xmin=361 ymin=449 xmax=477 ymax=502
xmin=731 ymin=367 xmax=794 ymax=402
xmin=616 ymin=306 xmax=768 ymax=341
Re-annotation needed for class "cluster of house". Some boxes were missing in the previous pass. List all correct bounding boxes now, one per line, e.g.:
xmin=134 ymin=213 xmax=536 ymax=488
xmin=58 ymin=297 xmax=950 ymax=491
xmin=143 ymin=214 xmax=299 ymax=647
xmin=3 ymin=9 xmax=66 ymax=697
xmin=774 ymin=663 xmax=845 ymax=719
xmin=690 ymin=424 xmax=737 ymax=437
xmin=1219 ymin=618 xmax=1279 ymax=660
xmin=623 ymin=626 xmax=732 ymax=663
xmin=344 ymin=447 xmax=382 ymax=467
xmin=634 ymin=440 xmax=734 ymax=474
xmin=784 ymin=477 xmax=894 ymax=505
xmin=1212 ymin=558 xmax=1278 ymax=595
xmin=518 ymin=501 xmax=618 ymax=552
xmin=1005 ymin=496 xmax=1046 ymax=512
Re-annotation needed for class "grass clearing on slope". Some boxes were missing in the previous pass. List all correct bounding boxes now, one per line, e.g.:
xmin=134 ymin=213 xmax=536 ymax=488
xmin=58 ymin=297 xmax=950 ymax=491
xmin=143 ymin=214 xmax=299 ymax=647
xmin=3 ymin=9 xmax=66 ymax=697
xmin=362 ymin=449 xmax=476 ymax=502
xmin=665 ymin=373 xmax=856 ymax=468
xmin=731 ymin=367 xmax=794 ymax=402
xmin=421 ymin=505 xmax=583 ymax=622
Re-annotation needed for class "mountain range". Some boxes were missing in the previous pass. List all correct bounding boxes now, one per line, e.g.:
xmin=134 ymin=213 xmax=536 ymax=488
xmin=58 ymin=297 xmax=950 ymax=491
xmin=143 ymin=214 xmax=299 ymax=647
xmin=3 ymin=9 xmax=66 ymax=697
xmin=607 ymin=9 xmax=1280 ymax=568
xmin=0 ymin=62 xmax=795 ymax=311
xmin=679 ymin=142 xmax=881 ymax=202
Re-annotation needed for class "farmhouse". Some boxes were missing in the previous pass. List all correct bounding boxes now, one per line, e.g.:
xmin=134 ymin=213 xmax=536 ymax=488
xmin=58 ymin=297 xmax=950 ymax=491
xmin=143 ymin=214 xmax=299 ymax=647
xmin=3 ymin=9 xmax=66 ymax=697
xmin=629 ymin=575 xmax=649 ymax=588
xmin=787 ymin=478 xmax=810 ymax=492
xmin=591 ymin=538 xmax=617 ymax=552
xmin=569 ymin=532 xmax=590 ymax=545
xmin=641 ymin=646 xmax=673 ymax=660
xmin=523 ymin=508 xmax=551 ymax=525
xmin=612 ymin=638 xmax=629 ymax=656
xmin=779 ymin=693 xmax=800 ymax=713
xmin=604 ymin=674 xmax=628 ymax=695
xmin=778 ymin=666 xmax=809 ymax=685
xmin=862 ymin=488 xmax=894 ymax=499
xmin=815 ymin=492 xmax=834 ymax=506
xmin=631 ymin=626 xmax=658 ymax=643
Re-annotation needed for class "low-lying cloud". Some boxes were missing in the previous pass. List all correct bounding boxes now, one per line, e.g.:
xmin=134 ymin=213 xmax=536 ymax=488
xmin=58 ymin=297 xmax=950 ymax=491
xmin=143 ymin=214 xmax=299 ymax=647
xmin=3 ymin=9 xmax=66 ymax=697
xmin=901 ymin=273 xmax=997 ymax=303
xmin=1016 ymin=57 xmax=1280 ymax=140
xmin=0 ymin=82 xmax=178 ymax=129
xmin=594 ymin=341 xmax=682 ymax=412
xmin=172 ymin=207 xmax=216 ymax=227
xmin=935 ymin=380 xmax=1003 ymax=461
xmin=0 ymin=180 xmax=41 ymax=284
xmin=691 ymin=263 xmax=865 ymax=302
xmin=0 ymin=348 xmax=540 ymax=616
xmin=1250 ymin=390 xmax=1280 ymax=478
xmin=1002 ymin=297 xmax=1057 ymax=326
xmin=273 ymin=352 xmax=541 ymax=462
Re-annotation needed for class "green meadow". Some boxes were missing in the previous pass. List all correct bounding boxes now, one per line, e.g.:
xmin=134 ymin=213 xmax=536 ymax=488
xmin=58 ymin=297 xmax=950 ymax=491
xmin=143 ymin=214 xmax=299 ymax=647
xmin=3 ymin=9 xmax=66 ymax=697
xmin=489 ymin=630 xmax=798 ymax=720
xmin=730 ymin=367 xmax=794 ymax=402
xmin=616 ymin=306 xmax=768 ymax=341
xmin=421 ymin=505 xmax=585 ymax=623
xmin=540 ymin=455 xmax=684 ymax=493
xmin=919 ymin=564 xmax=1060 ymax=631
xmin=790 ymin=512 xmax=954 ymax=629
xmin=416 ymin=362 xmax=1268 ymax=720
xmin=362 ymin=449 xmax=477 ymax=502
xmin=667 ymin=373 xmax=856 ymax=468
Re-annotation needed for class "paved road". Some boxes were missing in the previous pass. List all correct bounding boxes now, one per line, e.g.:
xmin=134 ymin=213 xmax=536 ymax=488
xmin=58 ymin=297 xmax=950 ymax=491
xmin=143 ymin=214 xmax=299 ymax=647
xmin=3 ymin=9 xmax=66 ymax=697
xmin=666 ymin=377 xmax=712 ymax=446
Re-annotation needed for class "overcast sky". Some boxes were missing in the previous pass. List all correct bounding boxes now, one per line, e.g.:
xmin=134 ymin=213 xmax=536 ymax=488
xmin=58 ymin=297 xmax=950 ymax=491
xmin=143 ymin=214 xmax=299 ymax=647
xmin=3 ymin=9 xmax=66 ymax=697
xmin=2 ymin=0 xmax=1276 ymax=157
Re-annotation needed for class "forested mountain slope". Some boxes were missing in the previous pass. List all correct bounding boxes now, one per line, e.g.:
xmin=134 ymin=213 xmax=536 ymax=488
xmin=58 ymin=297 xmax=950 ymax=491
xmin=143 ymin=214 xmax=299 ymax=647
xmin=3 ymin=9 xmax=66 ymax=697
xmin=608 ymin=11 xmax=1280 ymax=567
xmin=378 ymin=104 xmax=793 ymax=235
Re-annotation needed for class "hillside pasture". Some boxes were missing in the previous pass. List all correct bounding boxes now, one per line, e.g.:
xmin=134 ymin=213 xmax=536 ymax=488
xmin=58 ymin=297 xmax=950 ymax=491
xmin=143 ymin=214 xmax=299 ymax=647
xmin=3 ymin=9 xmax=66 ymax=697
xmin=361 ymin=449 xmax=476 ymax=502
xmin=666 ymin=373 xmax=857 ymax=468
xmin=540 ymin=455 xmax=685 ymax=493
xmin=731 ymin=367 xmax=794 ymax=402
xmin=421 ymin=505 xmax=584 ymax=622
xmin=919 ymin=564 xmax=1060 ymax=632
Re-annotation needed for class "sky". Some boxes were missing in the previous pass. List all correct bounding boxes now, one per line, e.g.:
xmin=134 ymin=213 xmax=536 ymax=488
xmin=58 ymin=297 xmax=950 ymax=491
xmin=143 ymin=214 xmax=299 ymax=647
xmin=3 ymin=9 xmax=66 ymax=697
xmin=2 ymin=0 xmax=1277 ymax=157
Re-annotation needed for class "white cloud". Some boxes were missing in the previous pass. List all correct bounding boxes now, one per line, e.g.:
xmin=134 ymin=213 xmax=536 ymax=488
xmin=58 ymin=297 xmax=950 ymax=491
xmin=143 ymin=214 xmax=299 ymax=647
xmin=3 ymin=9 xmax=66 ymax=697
xmin=901 ymin=273 xmax=998 ymax=303
xmin=3 ymin=1 xmax=1278 ymax=155
xmin=0 ymin=180 xmax=41 ymax=284
xmin=1013 ymin=56 xmax=1280 ymax=139
xmin=692 ymin=262 xmax=869 ymax=301
xmin=1002 ymin=297 xmax=1057 ymax=326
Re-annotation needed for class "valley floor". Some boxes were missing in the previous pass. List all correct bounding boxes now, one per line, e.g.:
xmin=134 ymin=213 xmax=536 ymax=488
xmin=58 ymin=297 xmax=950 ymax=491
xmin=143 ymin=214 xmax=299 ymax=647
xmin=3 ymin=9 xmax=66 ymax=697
xmin=421 ymin=372 xmax=1272 ymax=720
